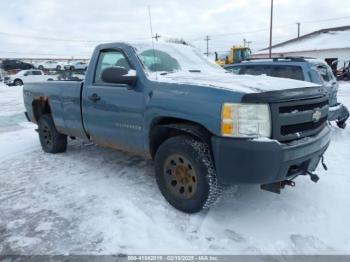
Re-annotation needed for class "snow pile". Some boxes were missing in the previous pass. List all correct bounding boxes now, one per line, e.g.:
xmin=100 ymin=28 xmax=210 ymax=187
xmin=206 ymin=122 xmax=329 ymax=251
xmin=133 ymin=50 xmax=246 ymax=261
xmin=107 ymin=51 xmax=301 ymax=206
xmin=0 ymin=83 xmax=28 ymax=133
xmin=0 ymin=82 xmax=350 ymax=255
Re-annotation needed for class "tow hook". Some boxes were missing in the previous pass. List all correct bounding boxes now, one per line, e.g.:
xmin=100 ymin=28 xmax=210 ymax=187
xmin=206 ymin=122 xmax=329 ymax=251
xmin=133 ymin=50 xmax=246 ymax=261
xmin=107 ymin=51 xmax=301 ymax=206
xmin=306 ymin=171 xmax=320 ymax=183
xmin=261 ymin=180 xmax=295 ymax=194
xmin=281 ymin=180 xmax=296 ymax=187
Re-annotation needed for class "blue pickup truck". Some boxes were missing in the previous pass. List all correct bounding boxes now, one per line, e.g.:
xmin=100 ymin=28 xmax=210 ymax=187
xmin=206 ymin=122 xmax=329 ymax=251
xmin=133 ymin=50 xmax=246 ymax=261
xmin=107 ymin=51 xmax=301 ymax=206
xmin=23 ymin=42 xmax=331 ymax=213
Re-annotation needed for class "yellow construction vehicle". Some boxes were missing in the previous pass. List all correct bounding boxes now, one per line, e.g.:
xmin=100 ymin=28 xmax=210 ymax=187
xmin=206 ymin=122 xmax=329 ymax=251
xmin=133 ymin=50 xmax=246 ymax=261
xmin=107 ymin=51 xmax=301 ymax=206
xmin=215 ymin=46 xmax=251 ymax=66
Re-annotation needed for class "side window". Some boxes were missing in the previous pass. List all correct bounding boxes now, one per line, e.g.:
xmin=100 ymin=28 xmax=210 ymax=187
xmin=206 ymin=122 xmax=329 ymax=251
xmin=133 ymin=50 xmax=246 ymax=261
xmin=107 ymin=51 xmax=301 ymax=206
xmin=94 ymin=50 xmax=131 ymax=84
xmin=226 ymin=66 xmax=241 ymax=74
xmin=270 ymin=65 xmax=304 ymax=81
xmin=25 ymin=71 xmax=33 ymax=76
xmin=240 ymin=65 xmax=271 ymax=76
xmin=32 ymin=71 xmax=42 ymax=75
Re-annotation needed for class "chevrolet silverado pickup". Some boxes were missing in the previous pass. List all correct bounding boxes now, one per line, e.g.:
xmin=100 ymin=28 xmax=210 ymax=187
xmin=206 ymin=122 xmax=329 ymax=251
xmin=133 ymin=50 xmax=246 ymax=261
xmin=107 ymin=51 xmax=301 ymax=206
xmin=23 ymin=41 xmax=331 ymax=213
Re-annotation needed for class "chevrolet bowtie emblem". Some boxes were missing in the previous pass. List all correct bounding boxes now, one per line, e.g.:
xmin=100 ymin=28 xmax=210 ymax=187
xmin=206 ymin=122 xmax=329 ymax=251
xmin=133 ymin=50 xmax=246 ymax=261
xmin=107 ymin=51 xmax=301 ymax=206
xmin=312 ymin=109 xmax=322 ymax=122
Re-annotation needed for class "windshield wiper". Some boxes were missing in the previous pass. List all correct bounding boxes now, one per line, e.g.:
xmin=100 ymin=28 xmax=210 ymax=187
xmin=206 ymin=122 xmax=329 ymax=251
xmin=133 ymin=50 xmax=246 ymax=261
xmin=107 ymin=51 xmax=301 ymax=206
xmin=189 ymin=69 xmax=201 ymax=73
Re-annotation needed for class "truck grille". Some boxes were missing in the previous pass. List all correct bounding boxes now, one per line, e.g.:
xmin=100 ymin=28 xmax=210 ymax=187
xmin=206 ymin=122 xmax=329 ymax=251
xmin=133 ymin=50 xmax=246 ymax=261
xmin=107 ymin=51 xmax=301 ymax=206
xmin=270 ymin=97 xmax=329 ymax=142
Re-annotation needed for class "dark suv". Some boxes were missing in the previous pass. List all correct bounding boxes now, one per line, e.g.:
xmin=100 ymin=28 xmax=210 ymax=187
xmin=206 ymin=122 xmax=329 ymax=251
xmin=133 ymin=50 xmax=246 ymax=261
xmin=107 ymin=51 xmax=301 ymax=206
xmin=225 ymin=57 xmax=349 ymax=128
xmin=0 ymin=59 xmax=34 ymax=71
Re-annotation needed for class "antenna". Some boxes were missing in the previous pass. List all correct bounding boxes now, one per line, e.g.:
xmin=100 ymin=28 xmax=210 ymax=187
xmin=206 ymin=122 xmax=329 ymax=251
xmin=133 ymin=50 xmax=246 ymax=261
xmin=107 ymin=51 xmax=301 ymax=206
xmin=148 ymin=5 xmax=157 ymax=80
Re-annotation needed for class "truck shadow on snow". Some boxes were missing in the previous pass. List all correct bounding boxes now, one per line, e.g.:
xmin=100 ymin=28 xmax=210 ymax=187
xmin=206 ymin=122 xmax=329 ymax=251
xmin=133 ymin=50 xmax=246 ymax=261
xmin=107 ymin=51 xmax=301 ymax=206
xmin=63 ymin=139 xmax=292 ymax=212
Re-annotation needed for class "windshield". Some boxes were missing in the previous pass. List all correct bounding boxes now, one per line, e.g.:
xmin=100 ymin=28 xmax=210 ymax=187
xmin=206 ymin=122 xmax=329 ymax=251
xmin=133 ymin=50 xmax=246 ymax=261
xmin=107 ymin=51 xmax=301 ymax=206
xmin=135 ymin=42 xmax=223 ymax=74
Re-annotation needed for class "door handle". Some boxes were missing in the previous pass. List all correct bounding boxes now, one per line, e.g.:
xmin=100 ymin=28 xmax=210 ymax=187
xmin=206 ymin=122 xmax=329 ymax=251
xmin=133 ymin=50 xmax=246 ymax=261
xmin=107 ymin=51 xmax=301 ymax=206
xmin=88 ymin=93 xmax=101 ymax=102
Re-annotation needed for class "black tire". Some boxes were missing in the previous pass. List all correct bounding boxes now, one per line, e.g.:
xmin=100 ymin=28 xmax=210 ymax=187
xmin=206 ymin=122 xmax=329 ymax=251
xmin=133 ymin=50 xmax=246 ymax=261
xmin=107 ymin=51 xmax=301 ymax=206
xmin=38 ymin=114 xmax=67 ymax=153
xmin=155 ymin=135 xmax=222 ymax=213
xmin=337 ymin=120 xmax=347 ymax=129
xmin=38 ymin=65 xmax=44 ymax=70
xmin=14 ymin=79 xmax=23 ymax=86
xmin=56 ymin=65 xmax=61 ymax=70
xmin=70 ymin=66 xmax=74 ymax=71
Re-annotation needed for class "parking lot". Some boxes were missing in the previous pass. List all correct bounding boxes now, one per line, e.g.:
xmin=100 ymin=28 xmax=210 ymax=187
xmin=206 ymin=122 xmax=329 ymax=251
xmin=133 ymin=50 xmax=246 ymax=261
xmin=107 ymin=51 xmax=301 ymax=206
xmin=1 ymin=82 xmax=350 ymax=255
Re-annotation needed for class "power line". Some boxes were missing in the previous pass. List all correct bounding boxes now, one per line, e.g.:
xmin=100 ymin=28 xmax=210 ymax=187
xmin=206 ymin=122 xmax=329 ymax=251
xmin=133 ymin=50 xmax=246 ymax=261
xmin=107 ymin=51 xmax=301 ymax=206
xmin=0 ymin=31 xmax=150 ymax=43
xmin=189 ymin=14 xmax=350 ymax=41
xmin=0 ymin=50 xmax=91 ymax=57
xmin=302 ymin=15 xmax=350 ymax=24
xmin=0 ymin=14 xmax=349 ymax=44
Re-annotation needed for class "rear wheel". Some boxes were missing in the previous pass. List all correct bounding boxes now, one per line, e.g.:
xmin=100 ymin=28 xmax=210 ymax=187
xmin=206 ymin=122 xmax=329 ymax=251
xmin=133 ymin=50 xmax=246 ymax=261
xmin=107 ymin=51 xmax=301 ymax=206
xmin=155 ymin=135 xmax=222 ymax=213
xmin=38 ymin=114 xmax=67 ymax=153
xmin=56 ymin=65 xmax=61 ymax=70
xmin=38 ymin=65 xmax=44 ymax=70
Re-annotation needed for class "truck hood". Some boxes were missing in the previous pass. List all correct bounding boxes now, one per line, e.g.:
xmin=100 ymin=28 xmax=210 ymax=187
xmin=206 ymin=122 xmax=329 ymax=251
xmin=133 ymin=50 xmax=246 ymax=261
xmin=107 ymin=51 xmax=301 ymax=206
xmin=151 ymin=71 xmax=319 ymax=93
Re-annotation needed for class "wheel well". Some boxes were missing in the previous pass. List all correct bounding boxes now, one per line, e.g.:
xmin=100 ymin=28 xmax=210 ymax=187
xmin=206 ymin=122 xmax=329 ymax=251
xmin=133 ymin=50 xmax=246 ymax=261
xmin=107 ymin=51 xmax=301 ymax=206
xmin=32 ymin=97 xmax=51 ymax=123
xmin=149 ymin=117 xmax=213 ymax=159
xmin=14 ymin=78 xmax=22 ymax=83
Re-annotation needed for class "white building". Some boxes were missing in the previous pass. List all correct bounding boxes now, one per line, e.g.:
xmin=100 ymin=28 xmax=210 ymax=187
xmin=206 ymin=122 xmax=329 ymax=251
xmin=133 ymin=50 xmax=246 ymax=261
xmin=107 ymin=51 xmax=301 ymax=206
xmin=252 ymin=25 xmax=350 ymax=70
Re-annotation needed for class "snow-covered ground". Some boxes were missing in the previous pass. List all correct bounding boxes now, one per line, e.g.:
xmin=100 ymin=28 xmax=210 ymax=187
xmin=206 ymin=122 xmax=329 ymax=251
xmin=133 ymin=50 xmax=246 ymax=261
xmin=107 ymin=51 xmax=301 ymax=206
xmin=0 ymin=81 xmax=350 ymax=255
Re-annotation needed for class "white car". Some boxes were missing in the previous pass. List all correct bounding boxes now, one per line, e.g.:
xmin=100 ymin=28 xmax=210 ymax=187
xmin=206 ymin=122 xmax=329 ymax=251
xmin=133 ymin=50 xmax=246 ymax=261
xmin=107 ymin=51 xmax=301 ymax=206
xmin=0 ymin=68 xmax=6 ymax=82
xmin=4 ymin=70 xmax=55 ymax=86
xmin=64 ymin=61 xmax=89 ymax=71
xmin=36 ymin=60 xmax=65 ymax=71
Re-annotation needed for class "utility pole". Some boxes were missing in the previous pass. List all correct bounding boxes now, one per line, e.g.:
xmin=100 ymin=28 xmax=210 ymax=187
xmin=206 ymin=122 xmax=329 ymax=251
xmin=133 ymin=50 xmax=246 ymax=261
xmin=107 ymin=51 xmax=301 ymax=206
xmin=205 ymin=35 xmax=210 ymax=56
xmin=243 ymin=38 xmax=252 ymax=48
xmin=269 ymin=0 xmax=274 ymax=58
xmin=152 ymin=33 xmax=161 ymax=41
xmin=296 ymin=22 xmax=301 ymax=38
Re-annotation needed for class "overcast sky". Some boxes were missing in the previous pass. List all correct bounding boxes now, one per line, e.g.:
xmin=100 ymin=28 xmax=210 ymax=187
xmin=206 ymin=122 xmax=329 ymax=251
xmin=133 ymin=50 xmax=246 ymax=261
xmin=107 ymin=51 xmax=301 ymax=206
xmin=0 ymin=0 xmax=349 ymax=58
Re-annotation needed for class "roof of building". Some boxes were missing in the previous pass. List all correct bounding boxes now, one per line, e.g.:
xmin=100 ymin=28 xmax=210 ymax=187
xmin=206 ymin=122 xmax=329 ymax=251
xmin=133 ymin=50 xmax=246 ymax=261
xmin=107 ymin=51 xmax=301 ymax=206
xmin=255 ymin=25 xmax=350 ymax=55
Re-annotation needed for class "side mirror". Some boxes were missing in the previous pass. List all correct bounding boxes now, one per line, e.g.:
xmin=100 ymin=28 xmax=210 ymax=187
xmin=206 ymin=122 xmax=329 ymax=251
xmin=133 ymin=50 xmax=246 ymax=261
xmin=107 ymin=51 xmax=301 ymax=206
xmin=101 ymin=67 xmax=137 ymax=86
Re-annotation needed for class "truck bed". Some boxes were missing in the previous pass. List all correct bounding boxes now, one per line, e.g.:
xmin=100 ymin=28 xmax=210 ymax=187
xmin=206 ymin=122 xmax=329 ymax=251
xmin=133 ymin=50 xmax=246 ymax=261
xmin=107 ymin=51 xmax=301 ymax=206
xmin=23 ymin=81 xmax=87 ymax=139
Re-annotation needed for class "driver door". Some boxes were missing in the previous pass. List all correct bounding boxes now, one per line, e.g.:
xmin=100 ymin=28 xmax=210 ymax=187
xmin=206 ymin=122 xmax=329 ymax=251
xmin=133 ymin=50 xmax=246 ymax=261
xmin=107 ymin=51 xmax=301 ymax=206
xmin=83 ymin=49 xmax=145 ymax=153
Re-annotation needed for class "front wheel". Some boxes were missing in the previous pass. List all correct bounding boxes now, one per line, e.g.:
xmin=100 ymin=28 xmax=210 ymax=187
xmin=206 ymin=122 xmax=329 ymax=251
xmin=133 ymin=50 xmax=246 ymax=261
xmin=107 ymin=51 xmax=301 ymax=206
xmin=155 ymin=135 xmax=222 ymax=213
xmin=38 ymin=114 xmax=67 ymax=153
xmin=14 ymin=79 xmax=23 ymax=86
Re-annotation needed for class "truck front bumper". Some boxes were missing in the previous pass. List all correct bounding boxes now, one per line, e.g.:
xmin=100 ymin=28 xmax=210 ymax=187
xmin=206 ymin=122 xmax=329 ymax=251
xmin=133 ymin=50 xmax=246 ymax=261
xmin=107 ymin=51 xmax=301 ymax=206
xmin=211 ymin=125 xmax=331 ymax=185
xmin=328 ymin=103 xmax=349 ymax=124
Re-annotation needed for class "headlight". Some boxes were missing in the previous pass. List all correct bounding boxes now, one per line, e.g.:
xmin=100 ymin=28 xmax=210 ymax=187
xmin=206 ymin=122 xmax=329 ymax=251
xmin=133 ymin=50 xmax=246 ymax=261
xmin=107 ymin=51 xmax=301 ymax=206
xmin=221 ymin=103 xmax=271 ymax=138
